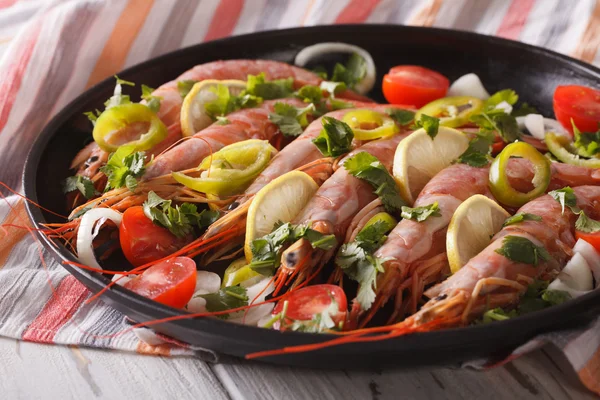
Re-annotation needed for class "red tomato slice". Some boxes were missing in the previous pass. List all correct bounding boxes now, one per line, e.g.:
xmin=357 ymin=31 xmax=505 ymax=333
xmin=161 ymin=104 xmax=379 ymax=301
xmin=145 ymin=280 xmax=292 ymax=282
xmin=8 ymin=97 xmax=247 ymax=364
xmin=273 ymin=284 xmax=347 ymax=323
xmin=382 ymin=65 xmax=449 ymax=108
xmin=124 ymin=257 xmax=197 ymax=308
xmin=119 ymin=206 xmax=192 ymax=267
xmin=575 ymin=231 xmax=600 ymax=253
xmin=553 ymin=85 xmax=600 ymax=134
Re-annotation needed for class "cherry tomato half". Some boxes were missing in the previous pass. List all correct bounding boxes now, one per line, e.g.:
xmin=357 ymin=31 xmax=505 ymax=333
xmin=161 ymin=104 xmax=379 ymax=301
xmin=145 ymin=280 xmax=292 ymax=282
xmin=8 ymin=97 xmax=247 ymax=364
xmin=119 ymin=206 xmax=191 ymax=267
xmin=575 ymin=231 xmax=600 ymax=253
xmin=553 ymin=85 xmax=600 ymax=134
xmin=273 ymin=284 xmax=347 ymax=322
xmin=382 ymin=65 xmax=449 ymax=108
xmin=124 ymin=257 xmax=197 ymax=308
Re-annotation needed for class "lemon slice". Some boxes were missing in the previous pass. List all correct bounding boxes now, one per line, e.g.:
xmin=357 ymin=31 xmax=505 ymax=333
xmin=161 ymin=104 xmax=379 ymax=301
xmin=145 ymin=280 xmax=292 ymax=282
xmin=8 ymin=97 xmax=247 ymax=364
xmin=393 ymin=127 xmax=469 ymax=204
xmin=180 ymin=79 xmax=247 ymax=137
xmin=173 ymin=139 xmax=276 ymax=196
xmin=222 ymin=257 xmax=262 ymax=287
xmin=446 ymin=194 xmax=510 ymax=274
xmin=244 ymin=170 xmax=318 ymax=262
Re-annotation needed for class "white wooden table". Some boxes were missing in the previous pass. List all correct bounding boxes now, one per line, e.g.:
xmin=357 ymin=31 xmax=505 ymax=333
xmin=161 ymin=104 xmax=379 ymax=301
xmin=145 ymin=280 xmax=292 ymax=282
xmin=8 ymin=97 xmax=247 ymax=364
xmin=0 ymin=337 xmax=595 ymax=399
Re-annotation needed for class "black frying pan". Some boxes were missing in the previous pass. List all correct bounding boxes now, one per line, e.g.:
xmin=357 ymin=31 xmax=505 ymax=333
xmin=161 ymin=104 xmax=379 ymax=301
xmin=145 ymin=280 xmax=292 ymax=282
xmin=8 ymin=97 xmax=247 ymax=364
xmin=23 ymin=25 xmax=600 ymax=369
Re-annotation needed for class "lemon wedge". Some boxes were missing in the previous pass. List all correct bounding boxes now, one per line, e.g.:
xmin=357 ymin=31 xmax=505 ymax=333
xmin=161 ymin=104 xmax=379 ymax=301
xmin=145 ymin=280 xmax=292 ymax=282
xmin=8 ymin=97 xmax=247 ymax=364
xmin=392 ymin=127 xmax=469 ymax=204
xmin=446 ymin=194 xmax=510 ymax=274
xmin=244 ymin=171 xmax=318 ymax=262
xmin=180 ymin=79 xmax=247 ymax=137
xmin=222 ymin=257 xmax=262 ymax=287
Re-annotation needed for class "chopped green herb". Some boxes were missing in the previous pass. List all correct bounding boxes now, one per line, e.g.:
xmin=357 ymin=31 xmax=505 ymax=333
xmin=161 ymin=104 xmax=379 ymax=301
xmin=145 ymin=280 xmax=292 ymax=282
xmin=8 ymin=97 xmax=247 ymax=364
xmin=312 ymin=116 xmax=354 ymax=157
xmin=177 ymin=80 xmax=198 ymax=98
xmin=312 ymin=66 xmax=328 ymax=80
xmin=69 ymin=206 xmax=92 ymax=221
xmin=295 ymin=85 xmax=323 ymax=105
xmin=549 ymin=187 xmax=578 ymax=214
xmin=572 ymin=121 xmax=600 ymax=158
xmin=62 ymin=175 xmax=97 ymax=199
xmin=142 ymin=191 xmax=218 ymax=238
xmin=575 ymin=210 xmax=600 ymax=233
xmin=84 ymin=110 xmax=102 ymax=125
xmin=329 ymin=98 xmax=354 ymax=110
xmin=288 ymin=296 xmax=343 ymax=333
xmin=541 ymin=289 xmax=571 ymax=306
xmin=104 ymin=76 xmax=134 ymax=109
xmin=336 ymin=220 xmax=392 ymax=310
xmin=245 ymin=73 xmax=294 ymax=100
xmin=320 ymin=81 xmax=347 ymax=98
xmin=484 ymin=89 xmax=518 ymax=111
xmin=470 ymin=110 xmax=520 ymax=143
xmin=414 ymin=114 xmax=440 ymax=139
xmin=457 ymin=134 xmax=493 ymax=167
xmin=330 ymin=53 xmax=366 ymax=89
xmin=400 ymin=202 xmax=441 ymax=222
xmin=249 ymin=222 xmax=337 ymax=275
xmin=502 ymin=213 xmax=542 ymax=227
xmin=494 ymin=235 xmax=551 ymax=266
xmin=140 ymin=84 xmax=162 ymax=113
xmin=344 ymin=152 xmax=406 ymax=215
xmin=216 ymin=116 xmax=231 ymax=125
xmin=512 ymin=102 xmax=538 ymax=117
xmin=387 ymin=109 xmax=415 ymax=126
xmin=204 ymin=84 xmax=261 ymax=120
xmin=197 ymin=286 xmax=248 ymax=319
xmin=268 ymin=102 xmax=315 ymax=137
xmin=100 ymin=144 xmax=146 ymax=190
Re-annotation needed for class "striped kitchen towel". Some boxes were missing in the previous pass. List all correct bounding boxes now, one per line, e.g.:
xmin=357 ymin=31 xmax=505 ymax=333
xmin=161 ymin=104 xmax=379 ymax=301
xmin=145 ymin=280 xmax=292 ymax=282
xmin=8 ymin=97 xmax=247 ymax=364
xmin=0 ymin=0 xmax=599 ymax=395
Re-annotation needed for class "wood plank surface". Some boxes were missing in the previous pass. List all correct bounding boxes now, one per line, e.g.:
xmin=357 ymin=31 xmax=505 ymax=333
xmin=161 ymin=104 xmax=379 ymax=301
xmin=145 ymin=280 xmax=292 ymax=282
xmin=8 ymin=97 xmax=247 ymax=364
xmin=0 ymin=337 xmax=595 ymax=400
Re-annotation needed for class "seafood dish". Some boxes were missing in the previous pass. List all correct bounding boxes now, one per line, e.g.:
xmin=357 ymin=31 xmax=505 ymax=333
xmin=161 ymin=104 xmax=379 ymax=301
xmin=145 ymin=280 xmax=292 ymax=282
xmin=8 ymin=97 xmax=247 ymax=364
xmin=38 ymin=41 xmax=600 ymax=357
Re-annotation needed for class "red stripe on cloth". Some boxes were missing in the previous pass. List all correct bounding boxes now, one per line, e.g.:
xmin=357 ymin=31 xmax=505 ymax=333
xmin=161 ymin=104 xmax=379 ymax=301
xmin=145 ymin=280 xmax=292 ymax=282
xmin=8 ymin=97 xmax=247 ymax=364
xmin=204 ymin=0 xmax=245 ymax=41
xmin=22 ymin=276 xmax=89 ymax=343
xmin=335 ymin=0 xmax=381 ymax=23
xmin=0 ymin=0 xmax=17 ymax=8
xmin=0 ymin=23 xmax=41 ymax=134
xmin=495 ymin=0 xmax=536 ymax=40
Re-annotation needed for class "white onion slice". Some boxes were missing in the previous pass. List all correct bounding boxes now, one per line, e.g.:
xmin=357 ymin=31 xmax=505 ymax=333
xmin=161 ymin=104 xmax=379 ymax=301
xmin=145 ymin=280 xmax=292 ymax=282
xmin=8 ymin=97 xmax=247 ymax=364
xmin=516 ymin=115 xmax=569 ymax=140
xmin=294 ymin=42 xmax=376 ymax=95
xmin=495 ymin=100 xmax=513 ymax=115
xmin=229 ymin=277 xmax=275 ymax=326
xmin=547 ymin=279 xmax=589 ymax=299
xmin=447 ymin=73 xmax=490 ymax=99
xmin=555 ymin=253 xmax=594 ymax=291
xmin=76 ymin=208 xmax=123 ymax=269
xmin=573 ymin=239 xmax=600 ymax=287
xmin=196 ymin=271 xmax=221 ymax=294
xmin=111 ymin=273 xmax=133 ymax=286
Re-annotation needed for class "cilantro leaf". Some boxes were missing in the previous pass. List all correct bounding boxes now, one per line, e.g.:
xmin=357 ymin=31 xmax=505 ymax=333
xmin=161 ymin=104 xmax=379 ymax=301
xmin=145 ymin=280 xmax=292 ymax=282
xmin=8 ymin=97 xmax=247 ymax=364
xmin=295 ymin=85 xmax=323 ymax=105
xmin=177 ymin=80 xmax=198 ymax=99
xmin=572 ymin=121 xmax=600 ymax=158
xmin=387 ymin=109 xmax=415 ymax=126
xmin=268 ymin=102 xmax=315 ymax=137
xmin=84 ymin=110 xmax=102 ymax=125
xmin=541 ymin=289 xmax=571 ymax=306
xmin=354 ymin=220 xmax=392 ymax=253
xmin=479 ymin=307 xmax=517 ymax=323
xmin=142 ymin=191 xmax=218 ymax=238
xmin=249 ymin=222 xmax=336 ymax=275
xmin=344 ymin=152 xmax=406 ymax=214
xmin=62 ymin=175 xmax=97 ymax=199
xmin=245 ymin=73 xmax=294 ymax=100
xmin=312 ymin=116 xmax=354 ymax=157
xmin=575 ymin=211 xmax=600 ymax=233
xmin=549 ymin=187 xmax=578 ymax=214
xmin=401 ymin=202 xmax=441 ymax=222
xmin=141 ymin=84 xmax=162 ymax=113
xmin=457 ymin=134 xmax=493 ymax=167
xmin=494 ymin=235 xmax=551 ymax=266
xmin=198 ymin=286 xmax=248 ymax=319
xmin=320 ymin=81 xmax=347 ymax=98
xmin=104 ymin=75 xmax=134 ymax=109
xmin=512 ymin=102 xmax=538 ymax=117
xmin=414 ymin=114 xmax=440 ymax=139
xmin=470 ymin=111 xmax=520 ymax=143
xmin=100 ymin=144 xmax=146 ymax=190
xmin=484 ymin=89 xmax=519 ymax=110
xmin=204 ymin=84 xmax=261 ymax=120
xmin=330 ymin=53 xmax=366 ymax=89
xmin=502 ymin=213 xmax=542 ymax=227
xmin=329 ymin=99 xmax=354 ymax=110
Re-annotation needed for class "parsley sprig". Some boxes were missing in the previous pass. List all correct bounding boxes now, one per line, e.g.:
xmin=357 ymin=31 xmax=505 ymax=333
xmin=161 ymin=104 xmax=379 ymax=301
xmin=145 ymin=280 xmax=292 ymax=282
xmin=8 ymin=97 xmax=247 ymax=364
xmin=457 ymin=131 xmax=494 ymax=167
xmin=494 ymin=235 xmax=551 ymax=266
xmin=62 ymin=175 xmax=98 ymax=199
xmin=549 ymin=187 xmax=600 ymax=233
xmin=249 ymin=222 xmax=337 ymax=275
xmin=143 ymin=191 xmax=219 ymax=238
xmin=268 ymin=102 xmax=315 ymax=137
xmin=572 ymin=121 xmax=600 ymax=158
xmin=312 ymin=116 xmax=354 ymax=157
xmin=502 ymin=213 xmax=542 ymax=227
xmin=400 ymin=202 xmax=441 ymax=222
xmin=414 ymin=114 xmax=440 ymax=139
xmin=344 ymin=152 xmax=406 ymax=215
xmin=197 ymin=286 xmax=248 ymax=319
xmin=100 ymin=144 xmax=146 ymax=191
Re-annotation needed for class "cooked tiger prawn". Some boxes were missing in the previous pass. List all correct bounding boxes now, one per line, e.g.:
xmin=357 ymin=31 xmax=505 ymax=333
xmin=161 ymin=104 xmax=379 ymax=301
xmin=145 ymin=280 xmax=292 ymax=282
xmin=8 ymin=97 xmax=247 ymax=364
xmin=349 ymin=157 xmax=600 ymax=328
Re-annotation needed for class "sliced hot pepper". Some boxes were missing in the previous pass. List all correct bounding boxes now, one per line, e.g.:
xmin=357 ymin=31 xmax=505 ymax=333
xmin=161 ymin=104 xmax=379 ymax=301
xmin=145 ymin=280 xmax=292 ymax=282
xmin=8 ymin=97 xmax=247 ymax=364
xmin=172 ymin=139 xmax=276 ymax=196
xmin=545 ymin=133 xmax=600 ymax=168
xmin=489 ymin=141 xmax=551 ymax=207
xmin=415 ymin=96 xmax=484 ymax=128
xmin=93 ymin=103 xmax=167 ymax=152
xmin=342 ymin=109 xmax=399 ymax=140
